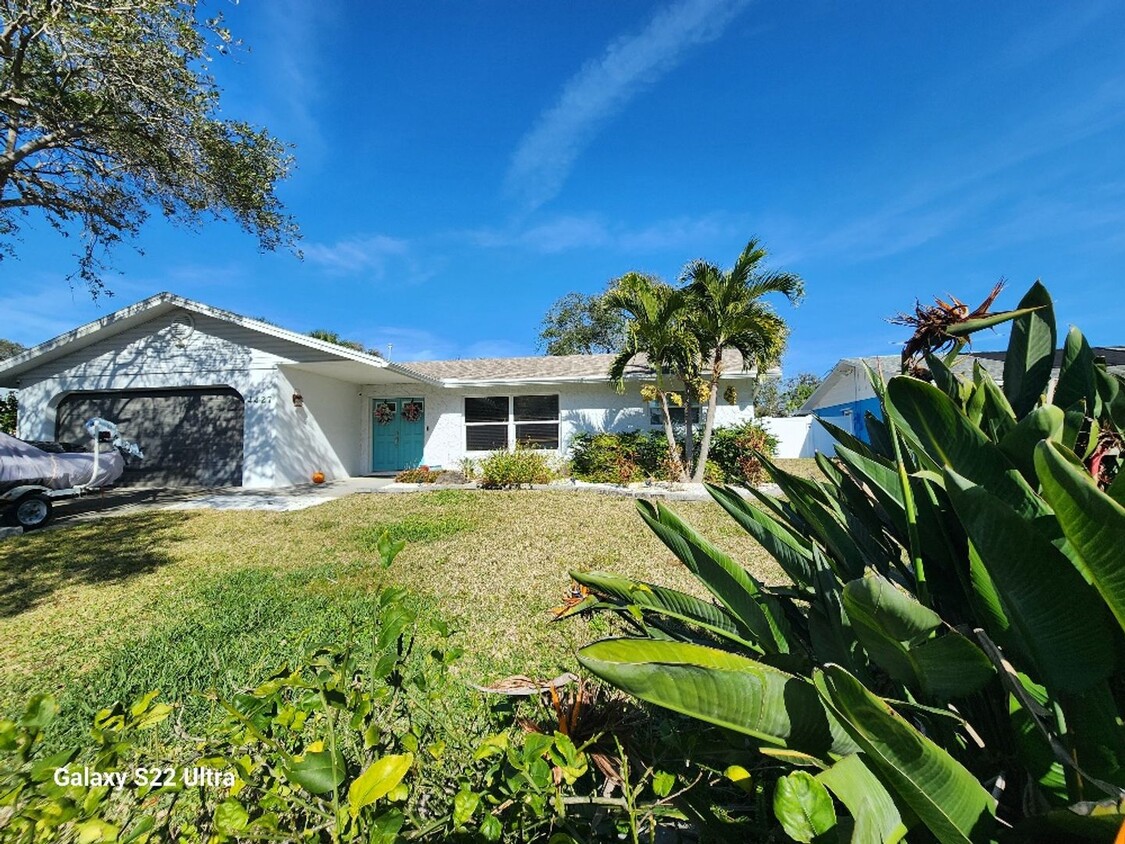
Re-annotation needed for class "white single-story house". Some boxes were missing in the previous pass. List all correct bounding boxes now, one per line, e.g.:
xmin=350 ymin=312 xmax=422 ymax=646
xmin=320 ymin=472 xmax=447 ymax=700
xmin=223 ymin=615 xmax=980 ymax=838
xmin=0 ymin=292 xmax=773 ymax=487
xmin=799 ymin=349 xmax=1125 ymax=443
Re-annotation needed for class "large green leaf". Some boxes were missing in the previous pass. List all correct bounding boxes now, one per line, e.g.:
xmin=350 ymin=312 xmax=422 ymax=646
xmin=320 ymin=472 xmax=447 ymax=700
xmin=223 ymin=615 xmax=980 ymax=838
xmin=638 ymin=501 xmax=789 ymax=652
xmin=1034 ymin=440 xmax=1125 ymax=634
xmin=578 ymin=638 xmax=858 ymax=758
xmin=348 ymin=753 xmax=413 ymax=816
xmin=817 ymin=753 xmax=912 ymax=844
xmin=1003 ymin=281 xmax=1056 ymax=418
xmin=945 ymin=471 xmax=1113 ymax=694
xmin=972 ymin=364 xmax=1017 ymax=443
xmin=284 ymin=747 xmax=346 ymax=795
xmin=759 ymin=455 xmax=869 ymax=580
xmin=774 ymin=770 xmax=837 ymax=842
xmin=842 ymin=575 xmax=992 ymax=699
xmin=814 ymin=665 xmax=996 ymax=843
xmin=886 ymin=376 xmax=1044 ymax=519
xmin=1053 ymin=327 xmax=1099 ymax=415
xmin=569 ymin=570 xmax=757 ymax=649
xmin=706 ymin=485 xmax=815 ymax=588
xmin=944 ymin=305 xmax=1043 ymax=337
xmin=998 ymin=404 xmax=1064 ymax=485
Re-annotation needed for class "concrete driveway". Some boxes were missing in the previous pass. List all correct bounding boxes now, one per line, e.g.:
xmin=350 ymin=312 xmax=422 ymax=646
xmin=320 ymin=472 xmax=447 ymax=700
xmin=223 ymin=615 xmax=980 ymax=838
xmin=42 ymin=477 xmax=395 ymax=525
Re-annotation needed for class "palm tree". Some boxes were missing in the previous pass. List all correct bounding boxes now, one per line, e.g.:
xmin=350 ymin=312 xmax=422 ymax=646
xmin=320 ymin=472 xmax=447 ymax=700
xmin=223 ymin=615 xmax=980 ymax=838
xmin=682 ymin=238 xmax=804 ymax=482
xmin=605 ymin=272 xmax=696 ymax=481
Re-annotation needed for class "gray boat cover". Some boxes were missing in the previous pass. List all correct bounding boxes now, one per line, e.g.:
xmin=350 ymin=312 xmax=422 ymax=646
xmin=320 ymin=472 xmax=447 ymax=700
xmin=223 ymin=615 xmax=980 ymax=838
xmin=0 ymin=432 xmax=124 ymax=490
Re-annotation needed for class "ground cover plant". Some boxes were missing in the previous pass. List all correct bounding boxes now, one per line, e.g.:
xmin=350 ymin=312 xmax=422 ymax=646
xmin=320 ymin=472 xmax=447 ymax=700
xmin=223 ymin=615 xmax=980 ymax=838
xmin=564 ymin=281 xmax=1125 ymax=842
xmin=0 ymin=490 xmax=794 ymax=841
xmin=0 ymin=490 xmax=783 ymax=747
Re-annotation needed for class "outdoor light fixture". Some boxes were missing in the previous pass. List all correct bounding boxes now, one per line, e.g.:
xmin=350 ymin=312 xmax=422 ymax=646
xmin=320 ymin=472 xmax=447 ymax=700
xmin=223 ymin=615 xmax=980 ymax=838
xmin=292 ymin=391 xmax=304 ymax=408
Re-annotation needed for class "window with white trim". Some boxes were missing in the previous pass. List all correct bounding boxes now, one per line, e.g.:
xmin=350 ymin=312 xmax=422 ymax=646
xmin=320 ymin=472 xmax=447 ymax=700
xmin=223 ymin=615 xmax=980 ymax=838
xmin=649 ymin=403 xmax=703 ymax=426
xmin=514 ymin=395 xmax=559 ymax=449
xmin=464 ymin=395 xmax=560 ymax=451
xmin=465 ymin=396 xmax=508 ymax=451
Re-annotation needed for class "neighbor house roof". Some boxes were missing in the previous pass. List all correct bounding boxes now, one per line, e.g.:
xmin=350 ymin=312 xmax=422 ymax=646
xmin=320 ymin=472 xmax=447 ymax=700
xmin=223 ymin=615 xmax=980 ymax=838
xmin=402 ymin=348 xmax=768 ymax=386
xmin=797 ymin=347 xmax=1125 ymax=415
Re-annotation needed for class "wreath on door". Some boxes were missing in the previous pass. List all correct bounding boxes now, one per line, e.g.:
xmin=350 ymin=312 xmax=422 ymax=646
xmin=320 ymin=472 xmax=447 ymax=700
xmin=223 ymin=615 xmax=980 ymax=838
xmin=402 ymin=401 xmax=423 ymax=423
xmin=374 ymin=402 xmax=395 ymax=425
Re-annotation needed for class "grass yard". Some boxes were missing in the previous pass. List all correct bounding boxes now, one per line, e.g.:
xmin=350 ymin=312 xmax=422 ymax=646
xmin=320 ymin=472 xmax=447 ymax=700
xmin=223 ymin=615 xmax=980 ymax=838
xmin=0 ymin=482 xmax=794 ymax=746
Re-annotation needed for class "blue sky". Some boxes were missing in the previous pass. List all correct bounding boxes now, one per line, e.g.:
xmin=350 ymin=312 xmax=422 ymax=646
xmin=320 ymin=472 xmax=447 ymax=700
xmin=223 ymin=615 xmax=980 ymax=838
xmin=4 ymin=0 xmax=1124 ymax=377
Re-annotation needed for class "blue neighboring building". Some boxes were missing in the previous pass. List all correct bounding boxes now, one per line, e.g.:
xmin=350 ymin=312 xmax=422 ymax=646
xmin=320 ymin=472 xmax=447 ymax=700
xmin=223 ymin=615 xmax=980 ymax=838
xmin=797 ymin=349 xmax=1125 ymax=444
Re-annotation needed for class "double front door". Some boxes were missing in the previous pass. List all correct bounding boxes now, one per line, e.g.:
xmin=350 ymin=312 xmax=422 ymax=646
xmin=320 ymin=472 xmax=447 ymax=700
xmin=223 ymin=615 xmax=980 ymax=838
xmin=372 ymin=398 xmax=425 ymax=472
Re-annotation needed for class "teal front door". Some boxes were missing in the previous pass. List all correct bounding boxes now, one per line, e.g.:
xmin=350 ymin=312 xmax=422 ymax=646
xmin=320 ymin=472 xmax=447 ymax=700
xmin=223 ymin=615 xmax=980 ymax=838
xmin=372 ymin=398 xmax=425 ymax=472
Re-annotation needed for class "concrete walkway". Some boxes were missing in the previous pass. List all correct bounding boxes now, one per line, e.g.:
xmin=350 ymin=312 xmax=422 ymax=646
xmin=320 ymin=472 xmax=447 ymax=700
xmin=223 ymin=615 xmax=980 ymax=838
xmin=42 ymin=476 xmax=395 ymax=524
xmin=163 ymin=477 xmax=394 ymax=512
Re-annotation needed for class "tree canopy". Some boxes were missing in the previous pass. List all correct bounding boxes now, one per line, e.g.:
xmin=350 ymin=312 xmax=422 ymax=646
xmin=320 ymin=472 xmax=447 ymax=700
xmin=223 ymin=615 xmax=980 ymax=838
xmin=603 ymin=238 xmax=804 ymax=481
xmin=307 ymin=329 xmax=381 ymax=357
xmin=0 ymin=0 xmax=299 ymax=295
xmin=754 ymin=372 xmax=822 ymax=417
xmin=0 ymin=337 xmax=22 ymax=434
xmin=538 ymin=290 xmax=627 ymax=355
xmin=0 ymin=337 xmax=25 ymax=360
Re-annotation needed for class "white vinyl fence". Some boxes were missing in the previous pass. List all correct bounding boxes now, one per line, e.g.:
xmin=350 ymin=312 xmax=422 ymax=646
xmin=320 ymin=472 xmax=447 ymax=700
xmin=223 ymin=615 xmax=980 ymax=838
xmin=758 ymin=416 xmax=838 ymax=458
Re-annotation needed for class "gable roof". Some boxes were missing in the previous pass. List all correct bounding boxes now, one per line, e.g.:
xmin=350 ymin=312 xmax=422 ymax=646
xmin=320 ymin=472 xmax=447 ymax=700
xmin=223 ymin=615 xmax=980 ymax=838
xmin=797 ymin=347 xmax=1125 ymax=414
xmin=0 ymin=292 xmax=778 ymax=389
xmin=0 ymin=292 xmax=442 ymax=388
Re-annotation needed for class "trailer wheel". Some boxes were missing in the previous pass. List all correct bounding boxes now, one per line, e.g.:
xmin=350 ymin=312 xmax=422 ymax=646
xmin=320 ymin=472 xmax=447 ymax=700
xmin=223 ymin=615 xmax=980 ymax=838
xmin=11 ymin=494 xmax=52 ymax=530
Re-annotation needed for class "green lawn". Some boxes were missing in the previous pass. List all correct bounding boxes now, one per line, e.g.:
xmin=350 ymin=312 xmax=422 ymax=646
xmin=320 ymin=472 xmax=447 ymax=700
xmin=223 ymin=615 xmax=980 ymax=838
xmin=0 ymin=484 xmax=792 ymax=744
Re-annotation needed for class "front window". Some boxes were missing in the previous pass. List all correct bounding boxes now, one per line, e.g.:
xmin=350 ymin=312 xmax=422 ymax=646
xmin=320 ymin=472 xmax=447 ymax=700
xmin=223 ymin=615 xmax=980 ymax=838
xmin=464 ymin=395 xmax=560 ymax=451
xmin=514 ymin=395 xmax=559 ymax=449
xmin=465 ymin=396 xmax=509 ymax=451
xmin=649 ymin=403 xmax=702 ymax=426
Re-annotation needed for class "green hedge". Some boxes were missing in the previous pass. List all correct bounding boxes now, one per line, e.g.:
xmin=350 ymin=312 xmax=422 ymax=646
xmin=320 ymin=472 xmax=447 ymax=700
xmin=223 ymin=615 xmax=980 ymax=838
xmin=569 ymin=420 xmax=777 ymax=485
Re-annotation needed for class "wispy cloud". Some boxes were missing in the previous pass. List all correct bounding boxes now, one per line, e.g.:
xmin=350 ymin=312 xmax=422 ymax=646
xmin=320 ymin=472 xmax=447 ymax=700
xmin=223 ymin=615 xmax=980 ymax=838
xmin=998 ymin=0 xmax=1113 ymax=68
xmin=303 ymin=234 xmax=440 ymax=284
xmin=504 ymin=0 xmax=751 ymax=211
xmin=471 ymin=211 xmax=749 ymax=255
xmin=799 ymin=74 xmax=1125 ymax=264
xmin=363 ymin=326 xmax=529 ymax=362
xmin=257 ymin=1 xmax=334 ymax=160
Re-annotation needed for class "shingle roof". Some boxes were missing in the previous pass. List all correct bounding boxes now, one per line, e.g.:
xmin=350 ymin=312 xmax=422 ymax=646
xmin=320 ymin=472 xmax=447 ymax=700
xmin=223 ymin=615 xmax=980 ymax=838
xmin=843 ymin=348 xmax=1125 ymax=381
xmin=399 ymin=349 xmax=762 ymax=383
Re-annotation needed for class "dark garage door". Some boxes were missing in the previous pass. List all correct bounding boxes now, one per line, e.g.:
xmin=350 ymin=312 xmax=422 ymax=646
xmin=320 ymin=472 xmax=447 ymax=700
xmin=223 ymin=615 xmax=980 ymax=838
xmin=56 ymin=387 xmax=245 ymax=487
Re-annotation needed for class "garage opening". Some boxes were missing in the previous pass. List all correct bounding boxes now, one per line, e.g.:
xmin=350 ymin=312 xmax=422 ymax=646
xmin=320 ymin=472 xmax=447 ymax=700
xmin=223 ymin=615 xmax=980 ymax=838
xmin=56 ymin=387 xmax=245 ymax=487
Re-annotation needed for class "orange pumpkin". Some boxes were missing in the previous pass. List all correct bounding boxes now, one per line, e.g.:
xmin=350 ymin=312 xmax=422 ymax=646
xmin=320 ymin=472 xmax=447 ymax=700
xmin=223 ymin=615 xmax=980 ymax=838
xmin=311 ymin=471 xmax=326 ymax=484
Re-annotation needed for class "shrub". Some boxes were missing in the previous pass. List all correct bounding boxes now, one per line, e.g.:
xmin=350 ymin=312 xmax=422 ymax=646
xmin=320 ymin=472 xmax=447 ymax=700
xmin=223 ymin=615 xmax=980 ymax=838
xmin=570 ymin=424 xmax=776 ymax=486
xmin=478 ymin=448 xmax=555 ymax=489
xmin=394 ymin=465 xmax=439 ymax=483
xmin=705 ymin=419 xmax=778 ymax=485
xmin=0 ymin=391 xmax=15 ymax=436
xmin=0 ymin=585 xmax=722 ymax=840
xmin=564 ymin=281 xmax=1125 ymax=841
xmin=569 ymin=430 xmax=673 ymax=483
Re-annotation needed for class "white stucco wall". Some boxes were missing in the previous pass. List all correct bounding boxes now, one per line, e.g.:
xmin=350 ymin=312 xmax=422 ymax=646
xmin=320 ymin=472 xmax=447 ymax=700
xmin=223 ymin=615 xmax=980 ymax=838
xmin=274 ymin=368 xmax=364 ymax=485
xmin=13 ymin=310 xmax=363 ymax=488
xmin=364 ymin=375 xmax=761 ymax=470
xmin=759 ymin=416 xmax=838 ymax=458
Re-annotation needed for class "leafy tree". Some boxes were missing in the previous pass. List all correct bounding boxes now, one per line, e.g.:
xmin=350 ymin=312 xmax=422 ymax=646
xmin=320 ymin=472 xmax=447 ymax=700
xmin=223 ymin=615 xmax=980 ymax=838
xmin=538 ymin=290 xmax=627 ymax=355
xmin=0 ymin=0 xmax=299 ymax=295
xmin=755 ymin=371 xmax=822 ymax=417
xmin=682 ymin=238 xmax=803 ymax=481
xmin=0 ymin=337 xmax=23 ymax=434
xmin=0 ymin=337 xmax=25 ymax=360
xmin=307 ymin=329 xmax=381 ymax=357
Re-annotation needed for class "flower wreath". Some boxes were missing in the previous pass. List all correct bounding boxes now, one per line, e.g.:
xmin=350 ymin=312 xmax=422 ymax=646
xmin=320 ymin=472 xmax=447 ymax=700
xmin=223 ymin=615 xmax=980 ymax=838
xmin=402 ymin=401 xmax=423 ymax=423
xmin=374 ymin=402 xmax=395 ymax=425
